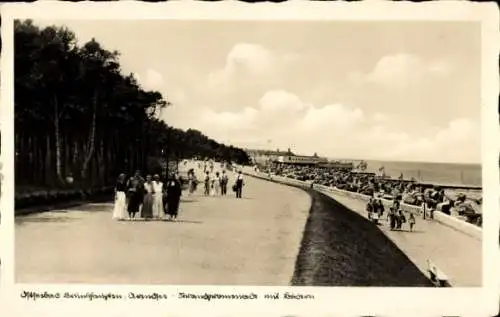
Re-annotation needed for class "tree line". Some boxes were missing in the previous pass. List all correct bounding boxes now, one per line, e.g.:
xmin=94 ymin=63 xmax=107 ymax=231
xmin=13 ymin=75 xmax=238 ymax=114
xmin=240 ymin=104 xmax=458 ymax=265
xmin=14 ymin=19 xmax=250 ymax=190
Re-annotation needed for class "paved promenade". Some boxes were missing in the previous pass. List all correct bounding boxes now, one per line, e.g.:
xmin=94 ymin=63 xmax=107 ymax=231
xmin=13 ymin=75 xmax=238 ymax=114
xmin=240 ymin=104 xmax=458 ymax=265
xmin=314 ymin=190 xmax=481 ymax=287
xmin=15 ymin=169 xmax=311 ymax=285
xmin=242 ymin=168 xmax=481 ymax=287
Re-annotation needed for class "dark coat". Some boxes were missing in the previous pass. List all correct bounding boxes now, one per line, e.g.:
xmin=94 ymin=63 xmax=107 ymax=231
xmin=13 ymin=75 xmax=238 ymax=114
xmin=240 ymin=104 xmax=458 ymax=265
xmin=166 ymin=179 xmax=182 ymax=201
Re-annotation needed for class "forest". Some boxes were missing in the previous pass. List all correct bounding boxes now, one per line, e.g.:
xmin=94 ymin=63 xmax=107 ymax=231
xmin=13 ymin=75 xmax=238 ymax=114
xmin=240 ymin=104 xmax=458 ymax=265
xmin=14 ymin=19 xmax=250 ymax=193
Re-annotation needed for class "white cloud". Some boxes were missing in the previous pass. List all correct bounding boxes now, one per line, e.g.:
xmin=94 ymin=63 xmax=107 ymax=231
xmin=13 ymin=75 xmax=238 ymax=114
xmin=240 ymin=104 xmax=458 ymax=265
xmin=137 ymin=69 xmax=164 ymax=91
xmin=257 ymin=90 xmax=310 ymax=129
xmin=190 ymin=87 xmax=479 ymax=163
xmin=365 ymin=53 xmax=452 ymax=88
xmin=428 ymin=60 xmax=451 ymax=76
xmin=373 ymin=113 xmax=388 ymax=123
xmin=226 ymin=43 xmax=276 ymax=74
xmin=201 ymin=107 xmax=259 ymax=130
xmin=206 ymin=43 xmax=297 ymax=96
xmin=300 ymin=104 xmax=364 ymax=133
xmin=159 ymin=42 xmax=476 ymax=163
xmin=387 ymin=118 xmax=480 ymax=163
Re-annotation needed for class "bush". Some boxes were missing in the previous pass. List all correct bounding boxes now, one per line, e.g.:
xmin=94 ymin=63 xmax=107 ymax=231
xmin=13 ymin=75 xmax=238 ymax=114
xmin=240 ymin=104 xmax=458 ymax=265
xmin=15 ymin=186 xmax=114 ymax=210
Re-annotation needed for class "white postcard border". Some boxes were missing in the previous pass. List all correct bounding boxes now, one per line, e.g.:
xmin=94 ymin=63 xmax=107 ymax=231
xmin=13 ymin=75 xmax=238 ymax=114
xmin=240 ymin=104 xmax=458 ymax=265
xmin=0 ymin=1 xmax=499 ymax=317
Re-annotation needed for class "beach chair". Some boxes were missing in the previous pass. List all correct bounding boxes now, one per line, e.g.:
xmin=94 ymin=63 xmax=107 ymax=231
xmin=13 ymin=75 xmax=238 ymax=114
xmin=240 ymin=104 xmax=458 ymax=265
xmin=427 ymin=259 xmax=450 ymax=287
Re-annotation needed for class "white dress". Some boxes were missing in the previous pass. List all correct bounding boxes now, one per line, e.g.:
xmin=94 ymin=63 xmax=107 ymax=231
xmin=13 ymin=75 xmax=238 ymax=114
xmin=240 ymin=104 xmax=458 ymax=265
xmin=210 ymin=174 xmax=216 ymax=196
xmin=112 ymin=191 xmax=128 ymax=220
xmin=214 ymin=175 xmax=221 ymax=195
xmin=152 ymin=181 xmax=164 ymax=219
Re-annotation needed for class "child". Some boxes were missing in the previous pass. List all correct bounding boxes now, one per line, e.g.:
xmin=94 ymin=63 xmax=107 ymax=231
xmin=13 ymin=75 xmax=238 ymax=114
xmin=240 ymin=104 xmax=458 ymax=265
xmin=397 ymin=210 xmax=405 ymax=230
xmin=366 ymin=198 xmax=374 ymax=220
xmin=408 ymin=213 xmax=416 ymax=232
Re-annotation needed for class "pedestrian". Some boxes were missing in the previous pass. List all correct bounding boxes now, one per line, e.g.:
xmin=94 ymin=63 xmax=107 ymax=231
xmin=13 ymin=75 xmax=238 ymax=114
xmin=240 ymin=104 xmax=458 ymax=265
xmin=204 ymin=171 xmax=210 ymax=196
xmin=214 ymin=171 xmax=221 ymax=195
xmin=152 ymin=174 xmax=164 ymax=219
xmin=220 ymin=170 xmax=228 ymax=195
xmin=141 ymin=175 xmax=154 ymax=220
xmin=397 ymin=209 xmax=405 ymax=230
xmin=126 ymin=170 xmax=145 ymax=219
xmin=388 ymin=207 xmax=396 ymax=230
xmin=366 ymin=197 xmax=374 ymax=220
xmin=408 ymin=213 xmax=416 ymax=232
xmin=188 ymin=170 xmax=198 ymax=195
xmin=235 ymin=171 xmax=244 ymax=198
xmin=166 ymin=173 xmax=182 ymax=221
xmin=187 ymin=169 xmax=195 ymax=195
xmin=375 ymin=199 xmax=385 ymax=218
xmin=112 ymin=173 xmax=128 ymax=220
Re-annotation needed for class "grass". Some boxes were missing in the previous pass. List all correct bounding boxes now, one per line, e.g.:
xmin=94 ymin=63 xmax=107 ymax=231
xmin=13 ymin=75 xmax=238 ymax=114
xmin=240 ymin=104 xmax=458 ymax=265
xmin=291 ymin=189 xmax=433 ymax=287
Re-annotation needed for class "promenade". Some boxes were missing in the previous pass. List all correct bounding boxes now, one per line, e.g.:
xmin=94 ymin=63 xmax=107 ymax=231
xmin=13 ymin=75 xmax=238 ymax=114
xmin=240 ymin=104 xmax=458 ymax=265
xmin=245 ymin=167 xmax=481 ymax=287
xmin=15 ymin=168 xmax=311 ymax=285
xmin=15 ymin=165 xmax=481 ymax=287
xmin=327 ymin=191 xmax=482 ymax=287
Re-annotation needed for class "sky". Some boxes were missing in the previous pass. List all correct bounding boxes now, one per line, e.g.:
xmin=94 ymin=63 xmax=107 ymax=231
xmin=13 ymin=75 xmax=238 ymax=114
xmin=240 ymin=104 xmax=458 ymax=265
xmin=32 ymin=19 xmax=482 ymax=164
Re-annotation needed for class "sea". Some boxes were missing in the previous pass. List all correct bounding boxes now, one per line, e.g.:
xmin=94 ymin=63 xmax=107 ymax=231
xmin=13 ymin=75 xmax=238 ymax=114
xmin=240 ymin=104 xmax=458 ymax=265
xmin=343 ymin=159 xmax=482 ymax=188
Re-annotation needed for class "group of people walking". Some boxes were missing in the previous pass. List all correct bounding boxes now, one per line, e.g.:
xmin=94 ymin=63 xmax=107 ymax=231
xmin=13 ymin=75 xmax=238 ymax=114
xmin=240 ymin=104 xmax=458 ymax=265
xmin=366 ymin=197 xmax=416 ymax=231
xmin=112 ymin=159 xmax=248 ymax=222
xmin=188 ymin=168 xmax=245 ymax=198
xmin=112 ymin=170 xmax=182 ymax=221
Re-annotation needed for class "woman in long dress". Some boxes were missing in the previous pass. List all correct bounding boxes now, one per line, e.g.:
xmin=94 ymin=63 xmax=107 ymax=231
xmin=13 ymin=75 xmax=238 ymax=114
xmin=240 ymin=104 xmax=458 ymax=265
xmin=187 ymin=169 xmax=195 ymax=195
xmin=141 ymin=175 xmax=154 ymax=220
xmin=127 ymin=171 xmax=144 ymax=219
xmin=152 ymin=174 xmax=164 ymax=219
xmin=210 ymin=174 xmax=216 ymax=196
xmin=213 ymin=171 xmax=221 ymax=196
xmin=166 ymin=174 xmax=182 ymax=221
xmin=112 ymin=173 xmax=128 ymax=220
xmin=191 ymin=173 xmax=198 ymax=194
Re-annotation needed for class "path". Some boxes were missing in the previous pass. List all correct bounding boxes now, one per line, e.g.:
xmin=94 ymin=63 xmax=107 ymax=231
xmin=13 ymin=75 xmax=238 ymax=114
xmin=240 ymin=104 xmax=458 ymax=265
xmin=15 ymin=169 xmax=311 ymax=285
xmin=322 ymin=191 xmax=482 ymax=287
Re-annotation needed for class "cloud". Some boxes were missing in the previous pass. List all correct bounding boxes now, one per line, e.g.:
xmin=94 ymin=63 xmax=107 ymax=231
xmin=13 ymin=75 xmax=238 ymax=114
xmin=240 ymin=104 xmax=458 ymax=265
xmin=257 ymin=90 xmax=309 ymax=129
xmin=204 ymin=43 xmax=299 ymax=102
xmin=365 ymin=53 xmax=452 ymax=88
xmin=387 ymin=118 xmax=480 ymax=163
xmin=158 ymin=42 xmax=476 ymax=163
xmin=300 ymin=104 xmax=364 ymax=133
xmin=137 ymin=69 xmax=164 ymax=91
xmin=373 ymin=113 xmax=388 ymax=123
xmin=188 ymin=88 xmax=479 ymax=163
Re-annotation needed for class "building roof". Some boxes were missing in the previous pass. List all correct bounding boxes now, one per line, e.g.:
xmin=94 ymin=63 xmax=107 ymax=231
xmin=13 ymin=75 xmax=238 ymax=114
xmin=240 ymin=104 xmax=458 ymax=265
xmin=246 ymin=149 xmax=295 ymax=156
